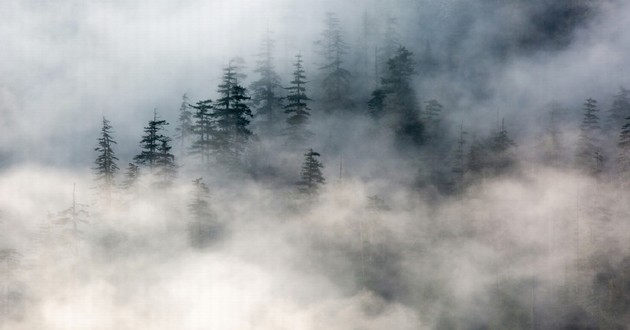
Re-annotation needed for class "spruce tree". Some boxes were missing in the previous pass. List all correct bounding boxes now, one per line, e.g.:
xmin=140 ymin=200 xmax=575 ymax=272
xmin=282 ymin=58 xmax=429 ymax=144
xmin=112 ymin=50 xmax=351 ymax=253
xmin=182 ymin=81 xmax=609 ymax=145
xmin=121 ymin=163 xmax=140 ymax=189
xmin=155 ymin=138 xmax=176 ymax=187
xmin=93 ymin=117 xmax=119 ymax=201
xmin=134 ymin=110 xmax=170 ymax=172
xmin=316 ymin=12 xmax=353 ymax=112
xmin=423 ymin=99 xmax=443 ymax=141
xmin=212 ymin=63 xmax=253 ymax=167
xmin=284 ymin=54 xmax=312 ymax=148
xmin=188 ymin=178 xmax=218 ymax=248
xmin=618 ymin=116 xmax=630 ymax=179
xmin=297 ymin=149 xmax=325 ymax=195
xmin=576 ymin=98 xmax=603 ymax=176
xmin=606 ymin=86 xmax=630 ymax=133
xmin=250 ymin=33 xmax=283 ymax=136
xmin=489 ymin=119 xmax=517 ymax=174
xmin=190 ymin=99 xmax=214 ymax=171
xmin=452 ymin=123 xmax=467 ymax=193
xmin=175 ymin=94 xmax=193 ymax=158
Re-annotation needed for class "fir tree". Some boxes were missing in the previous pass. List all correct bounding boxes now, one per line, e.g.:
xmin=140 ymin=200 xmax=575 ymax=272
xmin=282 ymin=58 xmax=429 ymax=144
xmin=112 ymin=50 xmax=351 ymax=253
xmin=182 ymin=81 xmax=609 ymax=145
xmin=297 ymin=149 xmax=325 ymax=195
xmin=175 ymin=94 xmax=193 ymax=158
xmin=576 ymin=98 xmax=603 ymax=176
xmin=134 ymin=110 xmax=170 ymax=172
xmin=284 ymin=54 xmax=312 ymax=148
xmin=452 ymin=123 xmax=467 ymax=193
xmin=155 ymin=138 xmax=176 ymax=187
xmin=188 ymin=178 xmax=218 ymax=248
xmin=212 ymin=63 xmax=253 ymax=167
xmin=606 ymin=86 xmax=630 ymax=133
xmin=121 ymin=163 xmax=140 ymax=189
xmin=93 ymin=117 xmax=119 ymax=201
xmin=489 ymin=119 xmax=517 ymax=174
xmin=190 ymin=99 xmax=214 ymax=171
xmin=316 ymin=12 xmax=354 ymax=112
xmin=618 ymin=116 xmax=630 ymax=179
xmin=250 ymin=32 xmax=283 ymax=136
xmin=423 ymin=99 xmax=443 ymax=141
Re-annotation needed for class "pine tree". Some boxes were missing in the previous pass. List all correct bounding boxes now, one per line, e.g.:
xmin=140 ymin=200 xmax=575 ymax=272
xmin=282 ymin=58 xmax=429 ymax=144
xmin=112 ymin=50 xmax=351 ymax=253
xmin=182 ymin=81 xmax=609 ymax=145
xmin=175 ymin=94 xmax=193 ymax=158
xmin=489 ymin=119 xmax=517 ymax=174
xmin=297 ymin=149 xmax=325 ymax=195
xmin=452 ymin=123 xmax=467 ymax=193
xmin=190 ymin=99 xmax=214 ymax=171
xmin=155 ymin=138 xmax=176 ymax=187
xmin=618 ymin=116 xmax=630 ymax=179
xmin=188 ymin=178 xmax=218 ymax=248
xmin=606 ymin=86 xmax=630 ymax=133
xmin=212 ymin=63 xmax=253 ymax=167
xmin=423 ymin=99 xmax=443 ymax=141
xmin=316 ymin=12 xmax=354 ymax=112
xmin=576 ymin=98 xmax=603 ymax=176
xmin=250 ymin=32 xmax=283 ymax=136
xmin=284 ymin=54 xmax=312 ymax=148
xmin=134 ymin=110 xmax=170 ymax=172
xmin=93 ymin=117 xmax=119 ymax=202
xmin=121 ymin=163 xmax=139 ymax=189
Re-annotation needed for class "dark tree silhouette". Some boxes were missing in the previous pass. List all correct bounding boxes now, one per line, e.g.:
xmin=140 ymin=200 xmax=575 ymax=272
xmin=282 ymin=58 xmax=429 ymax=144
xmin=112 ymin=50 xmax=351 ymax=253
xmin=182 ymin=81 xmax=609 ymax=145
xmin=575 ymin=98 xmax=603 ymax=176
xmin=297 ymin=149 xmax=325 ymax=195
xmin=190 ymin=99 xmax=214 ymax=171
xmin=250 ymin=32 xmax=283 ymax=137
xmin=284 ymin=54 xmax=312 ymax=148
xmin=93 ymin=116 xmax=119 ymax=202
xmin=212 ymin=63 xmax=253 ymax=168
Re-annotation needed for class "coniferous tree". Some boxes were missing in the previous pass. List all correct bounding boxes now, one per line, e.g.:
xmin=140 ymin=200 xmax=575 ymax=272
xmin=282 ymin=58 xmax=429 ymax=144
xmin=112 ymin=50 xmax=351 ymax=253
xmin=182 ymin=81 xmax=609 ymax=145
xmin=423 ymin=99 xmax=443 ymax=141
xmin=190 ymin=99 xmax=214 ymax=171
xmin=175 ymin=94 xmax=193 ymax=158
xmin=606 ymin=86 xmax=630 ymax=133
xmin=489 ymin=119 xmax=517 ymax=175
xmin=134 ymin=110 xmax=170 ymax=172
xmin=284 ymin=54 xmax=312 ymax=148
xmin=316 ymin=12 xmax=354 ymax=112
xmin=452 ymin=123 xmax=467 ymax=193
xmin=369 ymin=46 xmax=423 ymax=147
xmin=54 ymin=184 xmax=89 ymax=244
xmin=212 ymin=63 xmax=253 ymax=167
xmin=93 ymin=117 xmax=119 ymax=202
xmin=188 ymin=178 xmax=218 ymax=248
xmin=155 ymin=138 xmax=176 ymax=187
xmin=297 ymin=149 xmax=325 ymax=195
xmin=121 ymin=163 xmax=140 ymax=189
xmin=618 ymin=116 xmax=630 ymax=180
xmin=576 ymin=98 xmax=604 ymax=176
xmin=250 ymin=33 xmax=283 ymax=136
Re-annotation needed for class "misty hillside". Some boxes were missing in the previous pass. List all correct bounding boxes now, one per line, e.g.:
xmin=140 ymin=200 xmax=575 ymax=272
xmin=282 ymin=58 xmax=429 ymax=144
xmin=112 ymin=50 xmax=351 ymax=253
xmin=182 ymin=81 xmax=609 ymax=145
xmin=2 ymin=0 xmax=630 ymax=329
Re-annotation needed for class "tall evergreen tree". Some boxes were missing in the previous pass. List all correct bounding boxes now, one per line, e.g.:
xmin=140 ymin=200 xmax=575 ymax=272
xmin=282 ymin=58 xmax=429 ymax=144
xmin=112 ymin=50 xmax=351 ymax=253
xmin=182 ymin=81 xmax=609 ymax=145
xmin=121 ymin=163 xmax=140 ymax=189
xmin=175 ymin=94 xmax=193 ymax=158
xmin=489 ymin=119 xmax=517 ymax=174
xmin=190 ymin=99 xmax=214 ymax=171
xmin=155 ymin=138 xmax=176 ymax=187
xmin=187 ymin=178 xmax=218 ymax=248
xmin=284 ymin=54 xmax=312 ymax=148
xmin=212 ymin=63 xmax=253 ymax=167
xmin=576 ymin=98 xmax=604 ymax=176
xmin=452 ymin=123 xmax=467 ymax=193
xmin=316 ymin=12 xmax=354 ymax=112
xmin=606 ymin=86 xmax=630 ymax=133
xmin=618 ymin=116 xmax=630 ymax=180
xmin=250 ymin=32 xmax=283 ymax=136
xmin=134 ymin=110 xmax=170 ymax=172
xmin=93 ymin=117 xmax=119 ymax=201
xmin=297 ymin=149 xmax=325 ymax=195
xmin=369 ymin=46 xmax=423 ymax=147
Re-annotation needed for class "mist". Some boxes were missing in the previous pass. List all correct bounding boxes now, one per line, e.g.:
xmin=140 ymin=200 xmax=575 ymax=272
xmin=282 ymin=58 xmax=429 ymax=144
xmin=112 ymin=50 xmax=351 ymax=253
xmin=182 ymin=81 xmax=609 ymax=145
xmin=2 ymin=0 xmax=630 ymax=329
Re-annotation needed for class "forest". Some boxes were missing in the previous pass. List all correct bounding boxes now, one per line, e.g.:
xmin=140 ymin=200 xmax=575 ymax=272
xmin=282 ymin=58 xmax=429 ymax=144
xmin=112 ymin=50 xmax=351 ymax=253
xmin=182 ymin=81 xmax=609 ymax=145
xmin=2 ymin=0 xmax=630 ymax=329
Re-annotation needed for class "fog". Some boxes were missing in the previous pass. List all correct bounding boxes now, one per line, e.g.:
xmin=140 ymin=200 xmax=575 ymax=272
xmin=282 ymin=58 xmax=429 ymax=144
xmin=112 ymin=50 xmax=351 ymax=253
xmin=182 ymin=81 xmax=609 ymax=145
xmin=2 ymin=0 xmax=630 ymax=329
